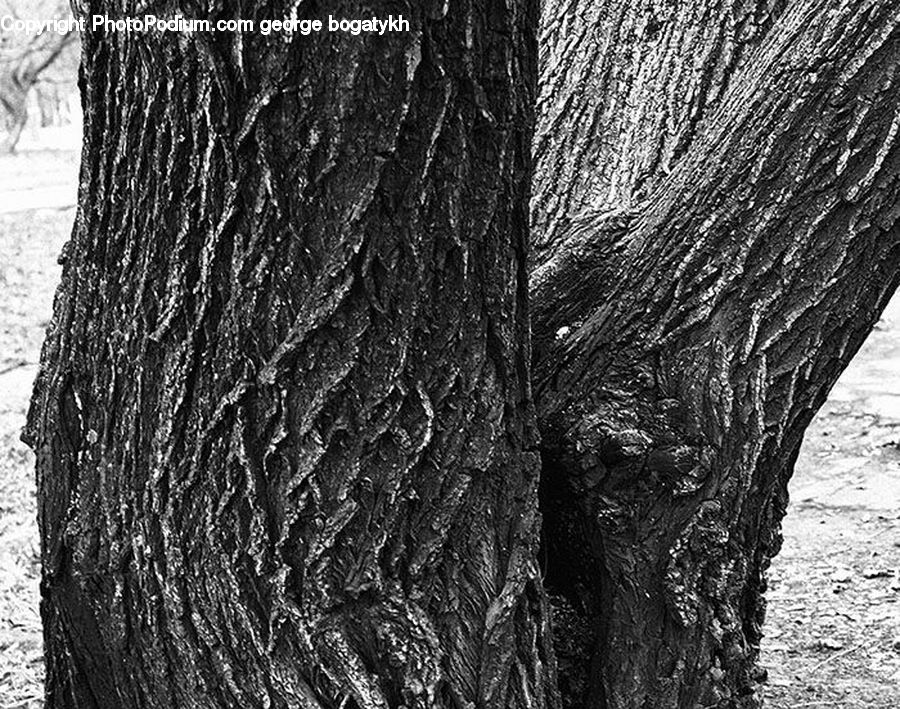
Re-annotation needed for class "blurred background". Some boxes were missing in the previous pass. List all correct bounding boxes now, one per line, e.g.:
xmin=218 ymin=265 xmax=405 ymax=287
xmin=1 ymin=0 xmax=80 ymax=153
xmin=0 ymin=5 xmax=897 ymax=707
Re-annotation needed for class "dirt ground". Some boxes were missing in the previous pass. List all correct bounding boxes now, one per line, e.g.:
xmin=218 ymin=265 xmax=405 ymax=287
xmin=0 ymin=149 xmax=78 ymax=708
xmin=0 ymin=149 xmax=898 ymax=708
xmin=760 ymin=299 xmax=900 ymax=708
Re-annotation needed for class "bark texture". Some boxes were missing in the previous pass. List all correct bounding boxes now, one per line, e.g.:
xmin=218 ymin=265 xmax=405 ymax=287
xmin=25 ymin=2 xmax=558 ymax=708
xmin=26 ymin=0 xmax=900 ymax=707
xmin=533 ymin=0 xmax=788 ymax=253
xmin=532 ymin=0 xmax=900 ymax=706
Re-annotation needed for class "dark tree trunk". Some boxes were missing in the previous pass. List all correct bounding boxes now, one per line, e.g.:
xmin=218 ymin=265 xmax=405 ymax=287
xmin=24 ymin=2 xmax=558 ymax=708
xmin=532 ymin=0 xmax=900 ymax=706
xmin=25 ymin=0 xmax=900 ymax=707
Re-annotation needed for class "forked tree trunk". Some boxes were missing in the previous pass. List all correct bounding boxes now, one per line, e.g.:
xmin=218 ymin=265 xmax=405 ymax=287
xmin=25 ymin=0 xmax=900 ymax=707
xmin=532 ymin=0 xmax=900 ymax=706
xmin=24 ymin=2 xmax=558 ymax=707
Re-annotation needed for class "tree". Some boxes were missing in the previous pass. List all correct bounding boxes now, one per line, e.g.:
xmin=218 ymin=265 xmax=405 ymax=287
xmin=24 ymin=1 xmax=900 ymax=709
xmin=0 ymin=0 xmax=79 ymax=151
xmin=532 ymin=0 xmax=900 ymax=706
xmin=25 ymin=2 xmax=556 ymax=707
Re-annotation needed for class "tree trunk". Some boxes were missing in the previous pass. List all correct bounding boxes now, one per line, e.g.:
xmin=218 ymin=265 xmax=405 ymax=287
xmin=532 ymin=0 xmax=788 ymax=254
xmin=532 ymin=0 xmax=900 ymax=706
xmin=0 ymin=78 xmax=29 ymax=152
xmin=25 ymin=0 xmax=900 ymax=707
xmin=24 ymin=3 xmax=558 ymax=708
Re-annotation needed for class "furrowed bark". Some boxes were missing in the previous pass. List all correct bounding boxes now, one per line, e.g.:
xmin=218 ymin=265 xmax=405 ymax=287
xmin=533 ymin=0 xmax=788 ymax=254
xmin=24 ymin=2 xmax=558 ymax=707
xmin=533 ymin=0 xmax=900 ymax=706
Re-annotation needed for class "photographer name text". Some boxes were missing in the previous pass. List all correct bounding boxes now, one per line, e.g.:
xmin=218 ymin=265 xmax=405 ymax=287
xmin=1 ymin=14 xmax=410 ymax=37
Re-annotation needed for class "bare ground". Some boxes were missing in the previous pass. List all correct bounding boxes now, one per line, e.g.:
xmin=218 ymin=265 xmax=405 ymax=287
xmin=760 ymin=299 xmax=900 ymax=708
xmin=0 ymin=150 xmax=77 ymax=709
xmin=0 ymin=149 xmax=898 ymax=708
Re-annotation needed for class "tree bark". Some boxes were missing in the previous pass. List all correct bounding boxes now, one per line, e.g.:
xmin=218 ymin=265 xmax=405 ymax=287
xmin=25 ymin=0 xmax=900 ymax=707
xmin=532 ymin=0 xmax=788 ymax=254
xmin=24 ymin=2 xmax=558 ymax=708
xmin=532 ymin=0 xmax=900 ymax=706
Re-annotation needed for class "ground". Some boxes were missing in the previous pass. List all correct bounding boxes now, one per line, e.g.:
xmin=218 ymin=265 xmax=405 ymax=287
xmin=0 ymin=148 xmax=78 ymax=708
xmin=759 ymin=301 xmax=900 ymax=708
xmin=0 ymin=149 xmax=897 ymax=709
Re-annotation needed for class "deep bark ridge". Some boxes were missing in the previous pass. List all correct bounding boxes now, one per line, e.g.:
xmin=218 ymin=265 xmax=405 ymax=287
xmin=25 ymin=2 xmax=556 ymax=707
xmin=22 ymin=0 xmax=900 ymax=708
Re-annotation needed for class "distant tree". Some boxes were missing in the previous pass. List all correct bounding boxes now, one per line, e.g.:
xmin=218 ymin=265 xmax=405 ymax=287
xmin=0 ymin=0 xmax=78 ymax=151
